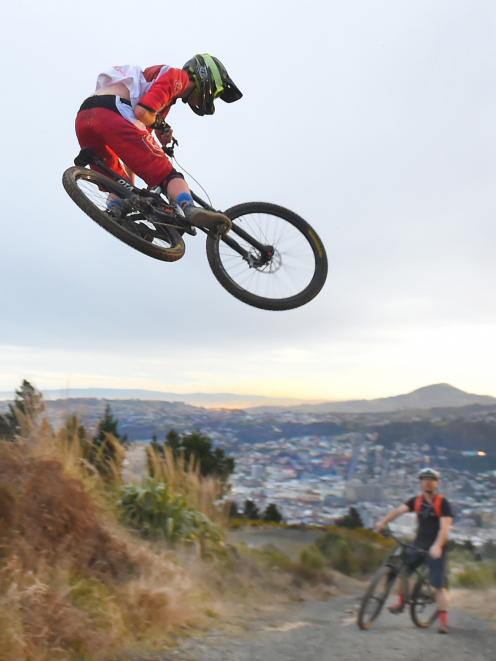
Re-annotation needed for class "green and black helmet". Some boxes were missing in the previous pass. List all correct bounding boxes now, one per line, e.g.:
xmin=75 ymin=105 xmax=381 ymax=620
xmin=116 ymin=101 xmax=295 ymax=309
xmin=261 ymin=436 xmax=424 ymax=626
xmin=182 ymin=53 xmax=242 ymax=115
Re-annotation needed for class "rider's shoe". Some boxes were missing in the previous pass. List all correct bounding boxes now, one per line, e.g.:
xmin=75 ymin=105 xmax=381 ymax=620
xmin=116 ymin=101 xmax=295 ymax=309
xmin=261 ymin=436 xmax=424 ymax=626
xmin=438 ymin=611 xmax=449 ymax=634
xmin=107 ymin=196 xmax=124 ymax=217
xmin=387 ymin=602 xmax=405 ymax=615
xmin=183 ymin=205 xmax=231 ymax=234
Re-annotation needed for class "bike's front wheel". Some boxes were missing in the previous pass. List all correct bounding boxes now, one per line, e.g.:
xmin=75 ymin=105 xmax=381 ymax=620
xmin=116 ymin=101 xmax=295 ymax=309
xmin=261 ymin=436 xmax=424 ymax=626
xmin=357 ymin=565 xmax=397 ymax=630
xmin=62 ymin=167 xmax=185 ymax=262
xmin=410 ymin=573 xmax=438 ymax=628
xmin=206 ymin=202 xmax=328 ymax=311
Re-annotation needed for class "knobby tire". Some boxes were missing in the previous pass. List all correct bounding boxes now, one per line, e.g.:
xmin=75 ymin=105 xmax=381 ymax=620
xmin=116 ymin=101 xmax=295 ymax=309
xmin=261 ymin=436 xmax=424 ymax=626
xmin=357 ymin=564 xmax=397 ymax=630
xmin=410 ymin=573 xmax=439 ymax=628
xmin=206 ymin=202 xmax=328 ymax=311
xmin=62 ymin=166 xmax=185 ymax=262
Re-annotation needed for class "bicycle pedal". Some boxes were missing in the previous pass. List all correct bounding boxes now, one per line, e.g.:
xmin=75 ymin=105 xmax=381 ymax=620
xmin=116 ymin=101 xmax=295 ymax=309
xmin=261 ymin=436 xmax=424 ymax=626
xmin=107 ymin=207 xmax=123 ymax=219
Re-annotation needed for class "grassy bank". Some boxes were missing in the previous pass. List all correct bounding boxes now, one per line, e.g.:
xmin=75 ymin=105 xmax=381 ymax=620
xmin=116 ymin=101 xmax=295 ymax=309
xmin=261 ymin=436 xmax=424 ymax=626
xmin=452 ymin=561 xmax=496 ymax=588
xmin=0 ymin=424 xmax=337 ymax=661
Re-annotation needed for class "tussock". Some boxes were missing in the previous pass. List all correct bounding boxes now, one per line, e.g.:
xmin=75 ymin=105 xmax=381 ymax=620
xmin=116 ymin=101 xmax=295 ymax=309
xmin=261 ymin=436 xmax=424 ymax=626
xmin=0 ymin=428 xmax=198 ymax=660
xmin=0 ymin=447 xmax=132 ymax=579
xmin=147 ymin=445 xmax=227 ymax=525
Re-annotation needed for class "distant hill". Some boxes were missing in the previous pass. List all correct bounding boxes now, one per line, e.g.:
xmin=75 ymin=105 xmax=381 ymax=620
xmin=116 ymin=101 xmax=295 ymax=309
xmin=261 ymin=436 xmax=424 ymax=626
xmin=0 ymin=383 xmax=493 ymax=413
xmin=0 ymin=388 xmax=316 ymax=410
xmin=263 ymin=384 xmax=496 ymax=414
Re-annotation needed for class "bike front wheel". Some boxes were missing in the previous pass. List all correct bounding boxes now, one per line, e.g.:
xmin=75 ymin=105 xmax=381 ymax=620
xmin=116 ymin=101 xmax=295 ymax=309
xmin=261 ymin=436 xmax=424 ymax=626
xmin=62 ymin=167 xmax=185 ymax=262
xmin=410 ymin=573 xmax=438 ymax=628
xmin=357 ymin=565 xmax=397 ymax=630
xmin=206 ymin=202 xmax=328 ymax=311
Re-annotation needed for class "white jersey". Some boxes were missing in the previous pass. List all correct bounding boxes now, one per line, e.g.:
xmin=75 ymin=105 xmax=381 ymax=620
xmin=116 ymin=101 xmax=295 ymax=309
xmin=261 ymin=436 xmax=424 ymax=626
xmin=96 ymin=65 xmax=171 ymax=109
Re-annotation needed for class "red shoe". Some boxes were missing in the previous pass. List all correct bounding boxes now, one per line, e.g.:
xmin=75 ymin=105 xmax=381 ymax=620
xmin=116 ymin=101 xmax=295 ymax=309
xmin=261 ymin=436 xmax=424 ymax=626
xmin=388 ymin=602 xmax=405 ymax=615
xmin=438 ymin=611 xmax=449 ymax=634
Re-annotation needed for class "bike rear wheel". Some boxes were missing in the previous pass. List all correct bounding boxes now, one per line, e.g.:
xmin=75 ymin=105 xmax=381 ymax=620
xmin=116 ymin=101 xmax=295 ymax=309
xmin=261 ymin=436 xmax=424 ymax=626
xmin=62 ymin=166 xmax=185 ymax=262
xmin=206 ymin=202 xmax=328 ymax=311
xmin=410 ymin=573 xmax=438 ymax=628
xmin=357 ymin=565 xmax=397 ymax=630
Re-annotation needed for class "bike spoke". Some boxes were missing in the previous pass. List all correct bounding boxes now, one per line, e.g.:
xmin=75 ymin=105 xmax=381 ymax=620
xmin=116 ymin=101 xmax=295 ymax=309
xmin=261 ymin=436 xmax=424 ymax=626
xmin=76 ymin=178 xmax=176 ymax=250
xmin=218 ymin=212 xmax=317 ymax=300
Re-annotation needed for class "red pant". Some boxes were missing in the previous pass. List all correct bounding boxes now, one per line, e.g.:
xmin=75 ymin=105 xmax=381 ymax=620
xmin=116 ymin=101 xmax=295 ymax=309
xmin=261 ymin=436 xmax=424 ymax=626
xmin=75 ymin=108 xmax=173 ymax=187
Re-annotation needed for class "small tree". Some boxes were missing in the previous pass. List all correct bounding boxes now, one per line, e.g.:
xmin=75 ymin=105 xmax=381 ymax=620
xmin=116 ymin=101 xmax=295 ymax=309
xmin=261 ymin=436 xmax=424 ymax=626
xmin=85 ymin=404 xmax=126 ymax=483
xmin=94 ymin=404 xmax=127 ymax=444
xmin=165 ymin=429 xmax=181 ymax=454
xmin=0 ymin=415 xmax=10 ymax=440
xmin=243 ymin=499 xmax=260 ymax=520
xmin=0 ymin=380 xmax=45 ymax=440
xmin=263 ymin=503 xmax=283 ymax=523
xmin=164 ymin=429 xmax=235 ymax=483
xmin=336 ymin=506 xmax=364 ymax=529
xmin=228 ymin=501 xmax=240 ymax=518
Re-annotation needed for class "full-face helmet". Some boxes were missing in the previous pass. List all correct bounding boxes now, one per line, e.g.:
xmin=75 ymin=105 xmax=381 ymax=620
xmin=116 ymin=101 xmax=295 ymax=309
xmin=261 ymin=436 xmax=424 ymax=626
xmin=182 ymin=53 xmax=242 ymax=115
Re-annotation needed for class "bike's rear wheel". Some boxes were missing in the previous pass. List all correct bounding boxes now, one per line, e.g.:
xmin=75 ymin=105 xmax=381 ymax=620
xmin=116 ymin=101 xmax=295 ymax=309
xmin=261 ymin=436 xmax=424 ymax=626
xmin=410 ymin=573 xmax=438 ymax=628
xmin=62 ymin=167 xmax=185 ymax=262
xmin=206 ymin=202 xmax=327 ymax=311
xmin=357 ymin=565 xmax=397 ymax=630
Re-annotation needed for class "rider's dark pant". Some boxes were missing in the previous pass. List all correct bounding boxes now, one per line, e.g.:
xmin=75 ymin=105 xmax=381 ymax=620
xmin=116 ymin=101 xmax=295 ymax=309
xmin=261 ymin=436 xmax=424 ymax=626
xmin=404 ymin=548 xmax=448 ymax=590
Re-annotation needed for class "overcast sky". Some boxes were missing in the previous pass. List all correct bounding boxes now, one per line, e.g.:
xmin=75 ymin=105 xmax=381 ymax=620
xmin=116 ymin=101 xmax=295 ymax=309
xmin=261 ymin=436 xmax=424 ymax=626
xmin=0 ymin=0 xmax=495 ymax=400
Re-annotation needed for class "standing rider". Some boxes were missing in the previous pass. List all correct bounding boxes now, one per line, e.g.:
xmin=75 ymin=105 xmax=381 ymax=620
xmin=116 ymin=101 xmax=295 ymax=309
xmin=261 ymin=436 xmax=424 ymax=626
xmin=375 ymin=468 xmax=454 ymax=634
xmin=75 ymin=54 xmax=242 ymax=232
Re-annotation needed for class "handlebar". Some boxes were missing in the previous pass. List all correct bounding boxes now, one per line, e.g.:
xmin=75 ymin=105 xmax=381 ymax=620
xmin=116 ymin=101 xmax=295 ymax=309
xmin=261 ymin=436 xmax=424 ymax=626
xmin=382 ymin=529 xmax=429 ymax=555
xmin=152 ymin=118 xmax=178 ymax=157
xmin=163 ymin=139 xmax=178 ymax=158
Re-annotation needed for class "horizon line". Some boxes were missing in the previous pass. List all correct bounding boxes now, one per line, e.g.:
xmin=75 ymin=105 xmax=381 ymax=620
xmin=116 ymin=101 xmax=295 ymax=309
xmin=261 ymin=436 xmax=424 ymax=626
xmin=1 ymin=382 xmax=495 ymax=405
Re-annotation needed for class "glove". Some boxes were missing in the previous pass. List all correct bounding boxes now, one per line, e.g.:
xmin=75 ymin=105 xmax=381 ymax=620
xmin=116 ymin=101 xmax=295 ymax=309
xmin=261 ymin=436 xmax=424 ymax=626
xmin=153 ymin=117 xmax=173 ymax=146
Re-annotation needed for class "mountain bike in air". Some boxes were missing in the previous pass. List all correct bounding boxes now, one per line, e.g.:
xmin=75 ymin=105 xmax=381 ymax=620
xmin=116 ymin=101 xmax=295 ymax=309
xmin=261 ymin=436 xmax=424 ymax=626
xmin=62 ymin=146 xmax=328 ymax=311
xmin=357 ymin=533 xmax=438 ymax=630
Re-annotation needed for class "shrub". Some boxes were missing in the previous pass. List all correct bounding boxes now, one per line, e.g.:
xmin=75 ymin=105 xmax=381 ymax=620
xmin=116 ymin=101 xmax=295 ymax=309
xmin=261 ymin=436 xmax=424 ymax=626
xmin=453 ymin=562 xmax=496 ymax=588
xmin=335 ymin=507 xmax=363 ymax=528
xmin=151 ymin=429 xmax=235 ymax=483
xmin=300 ymin=545 xmax=327 ymax=571
xmin=315 ymin=526 xmax=393 ymax=576
xmin=256 ymin=544 xmax=295 ymax=572
xmin=146 ymin=445 xmax=226 ymax=527
xmin=117 ymin=478 xmax=221 ymax=545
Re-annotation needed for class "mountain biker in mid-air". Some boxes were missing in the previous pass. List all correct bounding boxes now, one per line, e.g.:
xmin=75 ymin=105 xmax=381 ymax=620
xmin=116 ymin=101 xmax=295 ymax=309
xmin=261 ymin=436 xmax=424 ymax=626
xmin=375 ymin=468 xmax=454 ymax=634
xmin=74 ymin=54 xmax=242 ymax=233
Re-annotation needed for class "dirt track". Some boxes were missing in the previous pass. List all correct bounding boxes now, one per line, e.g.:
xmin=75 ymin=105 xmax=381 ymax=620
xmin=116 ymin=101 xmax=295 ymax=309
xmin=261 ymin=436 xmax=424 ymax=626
xmin=159 ymin=591 xmax=494 ymax=661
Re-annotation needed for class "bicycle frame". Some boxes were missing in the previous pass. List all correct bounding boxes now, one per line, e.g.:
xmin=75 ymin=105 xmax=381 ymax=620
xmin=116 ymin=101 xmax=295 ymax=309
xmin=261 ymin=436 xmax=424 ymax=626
xmin=385 ymin=534 xmax=431 ymax=604
xmin=74 ymin=148 xmax=274 ymax=267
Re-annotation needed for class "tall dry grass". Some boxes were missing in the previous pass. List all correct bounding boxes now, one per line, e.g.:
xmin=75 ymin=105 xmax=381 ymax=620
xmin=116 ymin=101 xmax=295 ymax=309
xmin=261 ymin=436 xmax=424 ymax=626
xmin=0 ymin=419 xmax=213 ymax=660
xmin=0 ymin=407 xmax=329 ymax=660
xmin=146 ymin=445 xmax=228 ymax=527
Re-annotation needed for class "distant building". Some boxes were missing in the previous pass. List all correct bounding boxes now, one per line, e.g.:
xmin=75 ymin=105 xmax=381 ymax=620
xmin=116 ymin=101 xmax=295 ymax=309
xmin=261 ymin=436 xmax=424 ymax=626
xmin=251 ymin=464 xmax=265 ymax=481
xmin=345 ymin=479 xmax=384 ymax=503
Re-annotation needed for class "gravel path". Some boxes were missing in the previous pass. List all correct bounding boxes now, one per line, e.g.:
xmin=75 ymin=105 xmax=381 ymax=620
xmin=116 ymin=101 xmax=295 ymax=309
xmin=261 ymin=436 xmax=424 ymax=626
xmin=158 ymin=592 xmax=494 ymax=661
